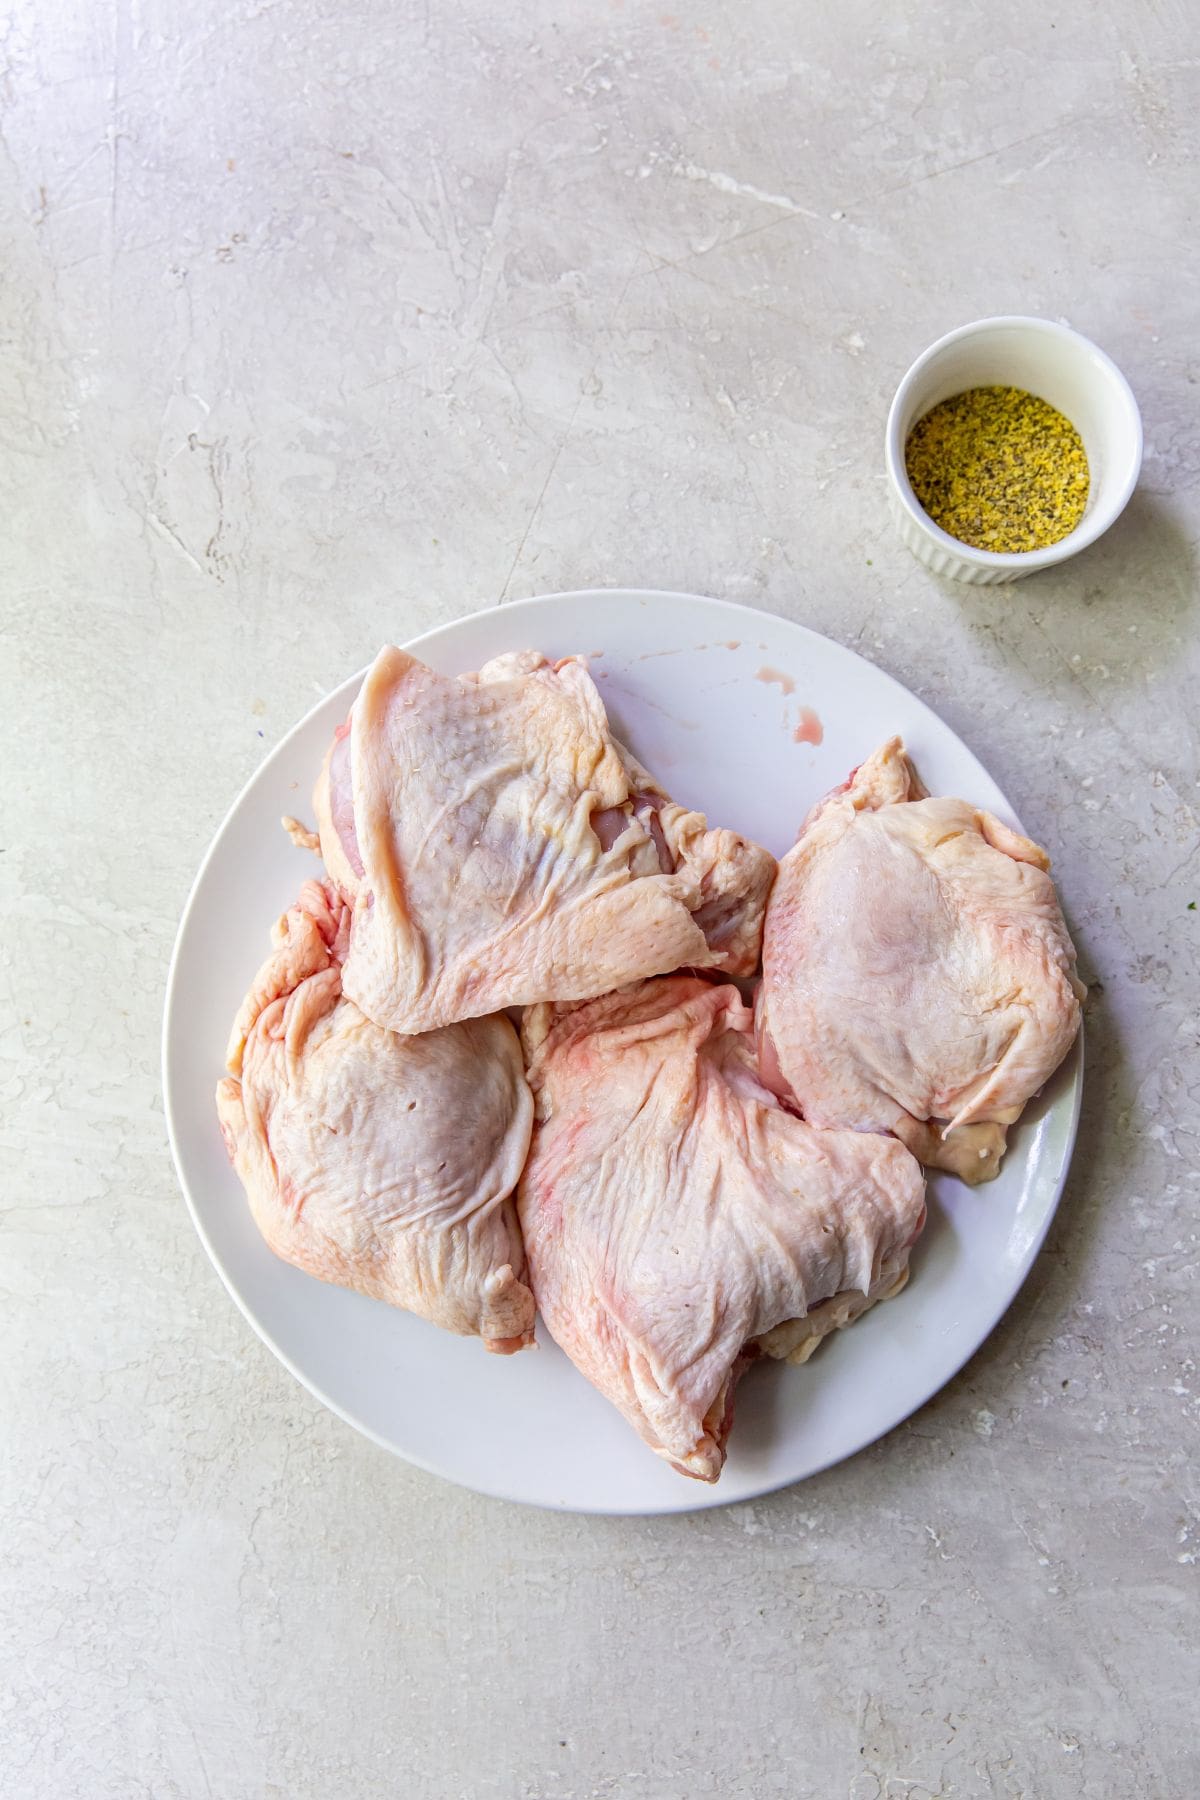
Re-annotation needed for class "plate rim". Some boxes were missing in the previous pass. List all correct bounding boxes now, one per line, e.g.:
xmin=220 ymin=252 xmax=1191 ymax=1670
xmin=162 ymin=588 xmax=1084 ymax=1515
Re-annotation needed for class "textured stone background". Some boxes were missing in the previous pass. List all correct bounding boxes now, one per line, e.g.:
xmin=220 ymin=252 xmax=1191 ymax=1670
xmin=2 ymin=1 xmax=1197 ymax=1795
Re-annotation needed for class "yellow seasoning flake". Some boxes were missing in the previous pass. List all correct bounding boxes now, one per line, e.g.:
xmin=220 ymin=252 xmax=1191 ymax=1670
xmin=905 ymin=385 xmax=1089 ymax=554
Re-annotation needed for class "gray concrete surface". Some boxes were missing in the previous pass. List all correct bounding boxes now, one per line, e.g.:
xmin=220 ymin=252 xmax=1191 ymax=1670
xmin=2 ymin=1 xmax=1197 ymax=1795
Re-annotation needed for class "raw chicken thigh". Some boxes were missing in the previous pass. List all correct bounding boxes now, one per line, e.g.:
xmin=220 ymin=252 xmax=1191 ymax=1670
xmin=759 ymin=738 xmax=1085 ymax=1183
xmin=314 ymin=646 xmax=776 ymax=1035
xmin=519 ymin=977 xmax=926 ymax=1481
xmin=216 ymin=880 xmax=535 ymax=1351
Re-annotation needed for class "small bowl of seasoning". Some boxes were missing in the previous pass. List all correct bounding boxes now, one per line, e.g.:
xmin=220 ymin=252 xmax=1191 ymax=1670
xmin=885 ymin=316 xmax=1142 ymax=584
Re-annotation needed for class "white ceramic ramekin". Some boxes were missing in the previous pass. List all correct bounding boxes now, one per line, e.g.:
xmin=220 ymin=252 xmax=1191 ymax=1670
xmin=885 ymin=316 xmax=1143 ymax=584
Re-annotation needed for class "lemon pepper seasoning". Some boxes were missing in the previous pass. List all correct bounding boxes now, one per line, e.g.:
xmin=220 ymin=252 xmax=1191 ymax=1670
xmin=904 ymin=386 xmax=1089 ymax=553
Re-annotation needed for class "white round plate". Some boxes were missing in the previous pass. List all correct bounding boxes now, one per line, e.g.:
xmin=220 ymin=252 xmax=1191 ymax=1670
xmin=164 ymin=590 xmax=1082 ymax=1514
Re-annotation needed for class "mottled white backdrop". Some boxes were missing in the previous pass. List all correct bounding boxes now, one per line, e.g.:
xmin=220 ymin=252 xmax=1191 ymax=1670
xmin=2 ymin=1 xmax=1197 ymax=1796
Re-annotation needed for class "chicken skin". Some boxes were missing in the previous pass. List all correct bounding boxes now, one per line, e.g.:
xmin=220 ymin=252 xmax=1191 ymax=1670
xmin=313 ymin=646 xmax=775 ymax=1035
xmin=759 ymin=738 xmax=1085 ymax=1183
xmin=216 ymin=880 xmax=535 ymax=1351
xmin=519 ymin=977 xmax=926 ymax=1480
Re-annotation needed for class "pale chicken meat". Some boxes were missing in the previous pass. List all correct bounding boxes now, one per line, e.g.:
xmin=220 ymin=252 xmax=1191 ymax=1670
xmin=759 ymin=737 xmax=1085 ymax=1183
xmin=313 ymin=646 xmax=776 ymax=1035
xmin=216 ymin=880 xmax=535 ymax=1351
xmin=519 ymin=977 xmax=926 ymax=1481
